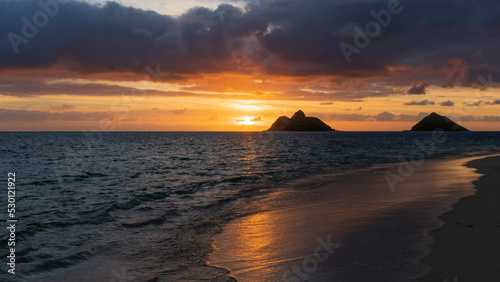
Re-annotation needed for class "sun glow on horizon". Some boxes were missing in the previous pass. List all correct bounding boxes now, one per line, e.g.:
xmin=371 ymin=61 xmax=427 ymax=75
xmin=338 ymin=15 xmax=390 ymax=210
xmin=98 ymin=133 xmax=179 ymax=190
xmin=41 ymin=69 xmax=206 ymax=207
xmin=237 ymin=116 xmax=263 ymax=126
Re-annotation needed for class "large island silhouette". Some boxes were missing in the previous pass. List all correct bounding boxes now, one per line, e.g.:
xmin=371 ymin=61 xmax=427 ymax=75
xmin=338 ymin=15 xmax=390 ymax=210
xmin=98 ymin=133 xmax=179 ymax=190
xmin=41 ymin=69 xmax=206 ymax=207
xmin=268 ymin=110 xmax=335 ymax=131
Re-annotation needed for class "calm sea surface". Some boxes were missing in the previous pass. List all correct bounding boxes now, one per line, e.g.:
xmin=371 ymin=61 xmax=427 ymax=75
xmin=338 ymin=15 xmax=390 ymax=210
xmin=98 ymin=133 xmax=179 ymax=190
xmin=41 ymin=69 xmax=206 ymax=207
xmin=0 ymin=132 xmax=499 ymax=281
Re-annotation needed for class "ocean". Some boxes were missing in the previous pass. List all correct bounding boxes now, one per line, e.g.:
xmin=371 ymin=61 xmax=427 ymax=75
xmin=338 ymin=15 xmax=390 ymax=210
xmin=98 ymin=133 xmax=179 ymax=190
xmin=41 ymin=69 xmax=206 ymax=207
xmin=1 ymin=132 xmax=499 ymax=281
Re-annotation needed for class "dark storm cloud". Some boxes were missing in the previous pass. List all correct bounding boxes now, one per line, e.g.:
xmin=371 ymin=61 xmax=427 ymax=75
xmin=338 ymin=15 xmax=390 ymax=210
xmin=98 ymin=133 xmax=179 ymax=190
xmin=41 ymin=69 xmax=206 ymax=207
xmin=407 ymin=82 xmax=429 ymax=94
xmin=0 ymin=77 xmax=248 ymax=98
xmin=1 ymin=1 xmax=175 ymax=72
xmin=440 ymin=100 xmax=455 ymax=107
xmin=1 ymin=0 xmax=500 ymax=87
xmin=0 ymin=78 xmax=183 ymax=96
xmin=404 ymin=99 xmax=435 ymax=106
xmin=0 ymin=0 xmax=250 ymax=75
xmin=245 ymin=0 xmax=500 ymax=80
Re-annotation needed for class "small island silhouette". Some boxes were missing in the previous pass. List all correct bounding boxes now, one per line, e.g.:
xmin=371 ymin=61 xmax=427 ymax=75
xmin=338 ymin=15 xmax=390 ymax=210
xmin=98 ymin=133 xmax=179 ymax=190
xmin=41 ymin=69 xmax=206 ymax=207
xmin=268 ymin=110 xmax=335 ymax=131
xmin=411 ymin=112 xmax=469 ymax=131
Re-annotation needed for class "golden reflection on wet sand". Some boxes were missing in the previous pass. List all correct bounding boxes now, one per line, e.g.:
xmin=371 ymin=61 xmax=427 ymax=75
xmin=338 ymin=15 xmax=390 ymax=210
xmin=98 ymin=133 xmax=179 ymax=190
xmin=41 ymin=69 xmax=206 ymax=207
xmin=209 ymin=156 xmax=490 ymax=281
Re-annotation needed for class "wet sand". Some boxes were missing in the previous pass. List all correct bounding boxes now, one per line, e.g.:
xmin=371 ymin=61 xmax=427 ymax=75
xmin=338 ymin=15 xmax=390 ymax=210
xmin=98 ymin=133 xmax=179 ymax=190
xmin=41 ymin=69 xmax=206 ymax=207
xmin=418 ymin=156 xmax=500 ymax=281
xmin=209 ymin=156 xmax=489 ymax=281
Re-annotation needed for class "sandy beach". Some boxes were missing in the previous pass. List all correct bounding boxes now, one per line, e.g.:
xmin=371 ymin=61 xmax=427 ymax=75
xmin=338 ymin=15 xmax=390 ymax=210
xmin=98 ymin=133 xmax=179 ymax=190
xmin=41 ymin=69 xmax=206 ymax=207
xmin=208 ymin=156 xmax=493 ymax=281
xmin=418 ymin=156 xmax=500 ymax=281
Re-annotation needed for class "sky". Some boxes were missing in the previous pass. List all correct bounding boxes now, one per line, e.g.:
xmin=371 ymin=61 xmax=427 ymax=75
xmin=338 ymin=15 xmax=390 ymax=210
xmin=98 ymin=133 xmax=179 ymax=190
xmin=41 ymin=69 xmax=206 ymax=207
xmin=0 ymin=0 xmax=500 ymax=131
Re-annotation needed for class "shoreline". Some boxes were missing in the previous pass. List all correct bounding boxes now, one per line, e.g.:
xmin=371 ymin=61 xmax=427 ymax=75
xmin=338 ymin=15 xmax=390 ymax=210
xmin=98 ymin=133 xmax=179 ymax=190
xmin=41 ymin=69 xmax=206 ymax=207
xmin=417 ymin=156 xmax=500 ymax=281
xmin=208 ymin=155 xmax=488 ymax=281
